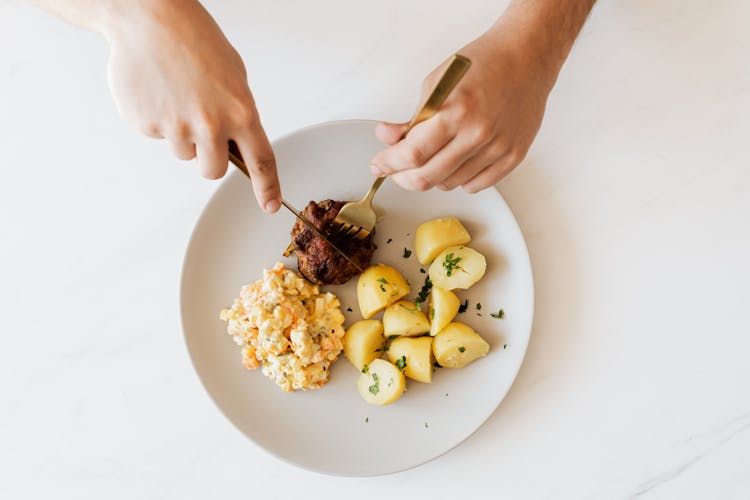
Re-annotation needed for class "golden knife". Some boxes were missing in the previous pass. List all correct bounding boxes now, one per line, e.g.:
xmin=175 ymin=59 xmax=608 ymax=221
xmin=227 ymin=142 xmax=364 ymax=273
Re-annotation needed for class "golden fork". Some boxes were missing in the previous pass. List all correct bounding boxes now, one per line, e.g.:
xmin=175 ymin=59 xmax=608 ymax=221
xmin=334 ymin=53 xmax=472 ymax=240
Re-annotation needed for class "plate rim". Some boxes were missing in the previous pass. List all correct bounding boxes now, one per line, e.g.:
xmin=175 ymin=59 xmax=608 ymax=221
xmin=179 ymin=119 xmax=535 ymax=476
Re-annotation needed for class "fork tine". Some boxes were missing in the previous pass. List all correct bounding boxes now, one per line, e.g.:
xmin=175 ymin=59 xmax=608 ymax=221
xmin=347 ymin=226 xmax=363 ymax=239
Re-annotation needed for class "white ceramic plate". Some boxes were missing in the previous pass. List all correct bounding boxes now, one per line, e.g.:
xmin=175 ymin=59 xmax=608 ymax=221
xmin=181 ymin=120 xmax=533 ymax=476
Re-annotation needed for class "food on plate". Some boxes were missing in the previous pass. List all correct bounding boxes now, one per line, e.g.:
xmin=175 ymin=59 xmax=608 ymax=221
xmin=357 ymin=358 xmax=406 ymax=405
xmin=432 ymin=322 xmax=490 ymax=368
xmin=428 ymin=246 xmax=486 ymax=290
xmin=388 ymin=336 xmax=434 ymax=383
xmin=414 ymin=216 xmax=471 ymax=265
xmin=343 ymin=319 xmax=385 ymax=371
xmin=357 ymin=264 xmax=410 ymax=319
xmin=382 ymin=300 xmax=430 ymax=337
xmin=291 ymin=199 xmax=376 ymax=285
xmin=429 ymin=286 xmax=461 ymax=336
xmin=219 ymin=262 xmax=346 ymax=392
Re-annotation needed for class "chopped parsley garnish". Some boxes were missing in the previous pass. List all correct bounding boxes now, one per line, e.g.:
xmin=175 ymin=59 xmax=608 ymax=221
xmin=395 ymin=355 xmax=407 ymax=370
xmin=442 ymin=252 xmax=463 ymax=277
xmin=458 ymin=299 xmax=469 ymax=313
xmin=346 ymin=307 xmax=353 ymax=312
xmin=386 ymin=238 xmax=392 ymax=244
xmin=379 ymin=284 xmax=386 ymax=292
xmin=403 ymin=248 xmax=412 ymax=258
xmin=365 ymin=417 xmax=369 ymax=423
xmin=458 ymin=346 xmax=466 ymax=353
xmin=424 ymin=422 xmax=429 ymax=428
xmin=419 ymin=268 xmax=426 ymax=274
xmin=476 ymin=303 xmax=482 ymax=310
xmin=361 ymin=364 xmax=369 ymax=373
xmin=399 ymin=303 xmax=417 ymax=312
xmin=503 ymin=344 xmax=508 ymax=349
xmin=377 ymin=277 xmax=389 ymax=284
xmin=477 ymin=313 xmax=482 ymax=317
xmin=490 ymin=308 xmax=505 ymax=319
xmin=368 ymin=373 xmax=380 ymax=395
xmin=430 ymin=309 xmax=435 ymax=320
xmin=388 ymin=334 xmax=400 ymax=340
xmin=374 ymin=343 xmax=388 ymax=353
xmin=414 ymin=276 xmax=432 ymax=311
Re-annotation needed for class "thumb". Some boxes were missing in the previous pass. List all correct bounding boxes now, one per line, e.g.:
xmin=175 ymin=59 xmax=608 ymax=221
xmin=375 ymin=121 xmax=409 ymax=145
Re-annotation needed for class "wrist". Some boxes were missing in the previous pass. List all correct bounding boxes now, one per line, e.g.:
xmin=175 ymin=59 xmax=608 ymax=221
xmin=484 ymin=0 xmax=592 ymax=90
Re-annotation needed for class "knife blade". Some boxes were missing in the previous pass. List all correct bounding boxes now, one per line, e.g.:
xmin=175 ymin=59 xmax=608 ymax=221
xmin=227 ymin=146 xmax=364 ymax=273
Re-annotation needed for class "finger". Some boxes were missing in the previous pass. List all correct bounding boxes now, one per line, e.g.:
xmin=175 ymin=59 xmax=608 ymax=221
xmin=168 ymin=138 xmax=196 ymax=160
xmin=374 ymin=121 xmax=409 ymax=145
xmin=369 ymin=114 xmax=456 ymax=176
xmin=461 ymin=157 xmax=516 ymax=194
xmin=437 ymin=139 xmax=508 ymax=190
xmin=195 ymin=135 xmax=229 ymax=180
xmin=234 ymin=121 xmax=281 ymax=214
xmin=388 ymin=135 xmax=477 ymax=191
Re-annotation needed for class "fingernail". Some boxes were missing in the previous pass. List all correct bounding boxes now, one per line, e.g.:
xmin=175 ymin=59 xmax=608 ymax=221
xmin=371 ymin=165 xmax=385 ymax=177
xmin=265 ymin=199 xmax=280 ymax=213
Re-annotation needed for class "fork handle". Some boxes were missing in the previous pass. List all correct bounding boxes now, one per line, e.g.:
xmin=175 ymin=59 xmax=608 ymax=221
xmin=405 ymin=54 xmax=472 ymax=136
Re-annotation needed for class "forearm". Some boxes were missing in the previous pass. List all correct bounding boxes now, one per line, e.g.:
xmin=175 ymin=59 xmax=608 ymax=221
xmin=488 ymin=0 xmax=596 ymax=87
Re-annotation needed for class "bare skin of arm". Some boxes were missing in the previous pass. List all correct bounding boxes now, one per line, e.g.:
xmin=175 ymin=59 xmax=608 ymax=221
xmin=371 ymin=0 xmax=597 ymax=193
xmin=31 ymin=0 xmax=282 ymax=213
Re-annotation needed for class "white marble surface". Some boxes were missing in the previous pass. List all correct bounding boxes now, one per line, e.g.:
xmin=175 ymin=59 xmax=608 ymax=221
xmin=1 ymin=0 xmax=748 ymax=498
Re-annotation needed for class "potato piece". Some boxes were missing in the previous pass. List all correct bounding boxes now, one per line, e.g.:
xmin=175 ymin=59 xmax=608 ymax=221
xmin=414 ymin=217 xmax=472 ymax=265
xmin=357 ymin=358 xmax=406 ymax=405
xmin=429 ymin=286 xmax=460 ymax=336
xmin=432 ymin=322 xmax=490 ymax=368
xmin=388 ymin=336 xmax=434 ymax=383
xmin=383 ymin=301 xmax=430 ymax=337
xmin=357 ymin=264 xmax=410 ymax=319
xmin=428 ymin=246 xmax=486 ymax=290
xmin=343 ymin=320 xmax=385 ymax=371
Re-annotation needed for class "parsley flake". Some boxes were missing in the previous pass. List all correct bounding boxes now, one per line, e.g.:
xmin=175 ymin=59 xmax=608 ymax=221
xmin=395 ymin=356 xmax=407 ymax=371
xmin=458 ymin=299 xmax=469 ymax=313
xmin=368 ymin=373 xmax=380 ymax=395
xmin=419 ymin=268 xmax=426 ymax=274
xmin=361 ymin=364 xmax=369 ymax=373
xmin=346 ymin=307 xmax=353 ymax=312
xmin=365 ymin=417 xmax=369 ymax=423
xmin=403 ymin=248 xmax=412 ymax=258
xmin=503 ymin=344 xmax=508 ymax=349
xmin=442 ymin=252 xmax=463 ymax=277
xmin=386 ymin=238 xmax=392 ymax=244
xmin=414 ymin=276 xmax=433 ymax=311
xmin=476 ymin=302 xmax=482 ymax=310
xmin=490 ymin=309 xmax=505 ymax=319
xmin=458 ymin=346 xmax=466 ymax=353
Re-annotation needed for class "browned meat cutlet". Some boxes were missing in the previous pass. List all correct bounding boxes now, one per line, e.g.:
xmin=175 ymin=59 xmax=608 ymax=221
xmin=291 ymin=200 xmax=376 ymax=285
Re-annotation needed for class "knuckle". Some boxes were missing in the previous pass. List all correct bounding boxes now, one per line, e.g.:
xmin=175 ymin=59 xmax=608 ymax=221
xmin=506 ymin=146 xmax=527 ymax=167
xmin=137 ymin=121 xmax=161 ymax=138
xmin=411 ymin=175 xmax=433 ymax=192
xmin=194 ymin=111 xmax=220 ymax=139
xmin=472 ymin=122 xmax=495 ymax=145
xmin=250 ymin=156 xmax=277 ymax=176
xmin=406 ymin=146 xmax=427 ymax=167
xmin=169 ymin=120 xmax=191 ymax=140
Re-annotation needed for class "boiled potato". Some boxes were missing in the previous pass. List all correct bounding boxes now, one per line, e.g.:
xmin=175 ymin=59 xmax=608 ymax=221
xmin=357 ymin=264 xmax=410 ymax=319
xmin=357 ymin=358 xmax=406 ymax=405
xmin=429 ymin=286 xmax=461 ymax=336
xmin=414 ymin=217 xmax=472 ymax=265
xmin=432 ymin=322 xmax=490 ymax=368
xmin=343 ymin=320 xmax=385 ymax=371
xmin=388 ymin=336 xmax=434 ymax=383
xmin=428 ymin=246 xmax=486 ymax=290
xmin=383 ymin=301 xmax=430 ymax=337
